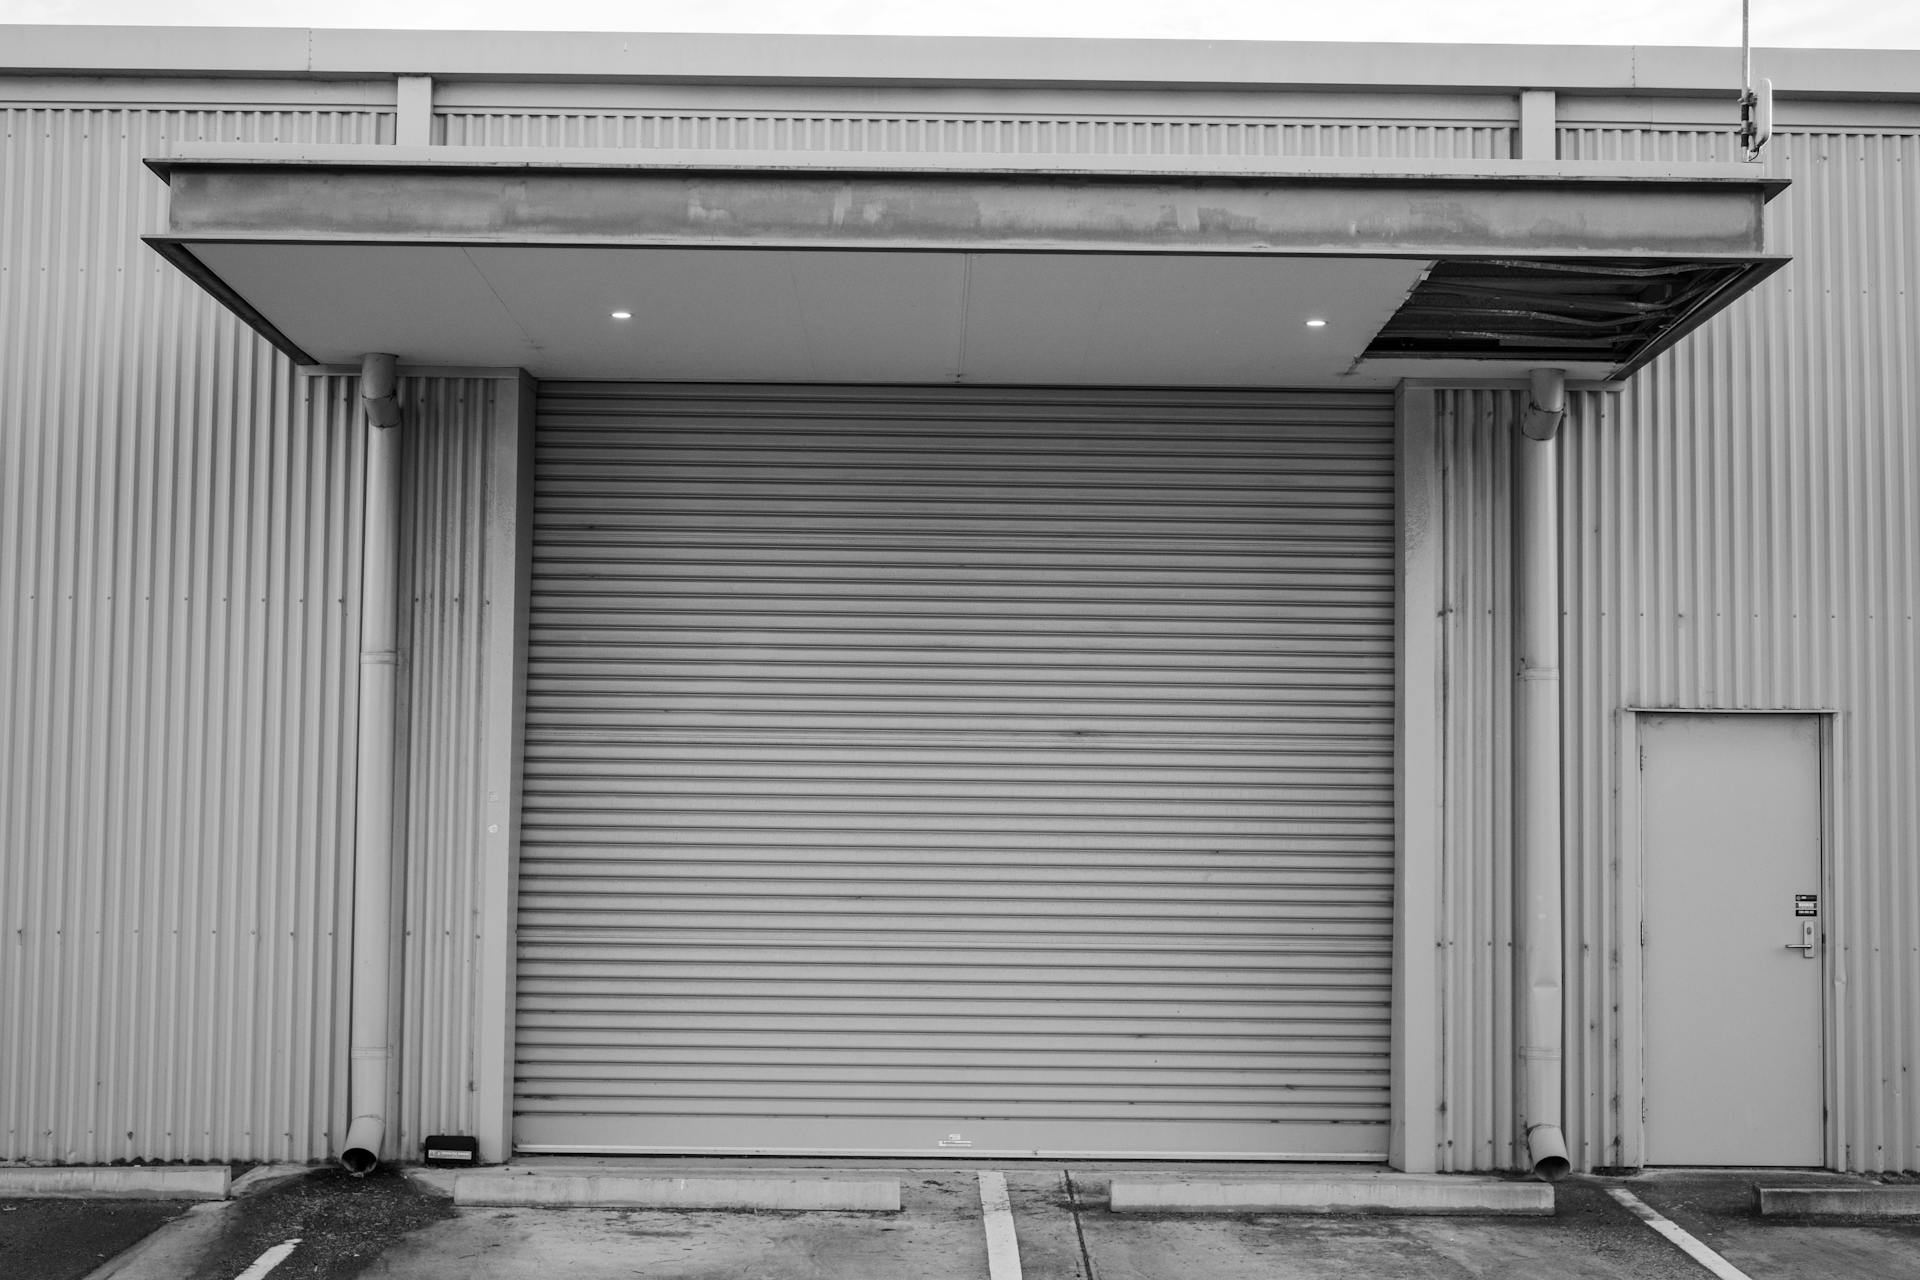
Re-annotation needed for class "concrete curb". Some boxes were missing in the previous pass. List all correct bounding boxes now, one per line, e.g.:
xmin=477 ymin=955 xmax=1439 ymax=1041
xmin=1757 ymin=1185 xmax=1920 ymax=1217
xmin=403 ymin=1166 xmax=460 ymax=1198
xmin=80 ymin=1200 xmax=233 ymax=1280
xmin=0 ymin=1165 xmax=230 ymax=1200
xmin=1108 ymin=1173 xmax=1554 ymax=1215
xmin=453 ymin=1171 xmax=902 ymax=1211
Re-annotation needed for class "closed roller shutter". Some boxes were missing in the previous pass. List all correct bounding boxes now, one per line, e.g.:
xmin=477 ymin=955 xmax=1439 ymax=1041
xmin=516 ymin=384 xmax=1396 ymax=1159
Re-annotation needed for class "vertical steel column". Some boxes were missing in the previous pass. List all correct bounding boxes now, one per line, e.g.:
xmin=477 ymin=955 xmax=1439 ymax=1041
xmin=1516 ymin=368 xmax=1570 ymax=1179
xmin=341 ymin=353 xmax=403 ymax=1174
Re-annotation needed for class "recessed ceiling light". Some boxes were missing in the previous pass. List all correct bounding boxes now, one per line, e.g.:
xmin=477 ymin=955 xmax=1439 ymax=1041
xmin=1305 ymin=318 xmax=1329 ymax=328
xmin=610 ymin=310 xmax=633 ymax=320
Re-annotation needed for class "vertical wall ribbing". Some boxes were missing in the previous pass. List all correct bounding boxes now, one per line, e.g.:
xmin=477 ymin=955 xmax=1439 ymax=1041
xmin=1422 ymin=123 xmax=1920 ymax=1172
xmin=395 ymin=378 xmax=498 ymax=1155
xmin=2 ymin=92 xmax=501 ymax=1164
xmin=1433 ymin=388 xmax=1518 ymax=1172
xmin=7 ymin=75 xmax=1919 ymax=1175
xmin=436 ymin=108 xmax=1511 ymax=159
xmin=0 ymin=101 xmax=395 ymax=1163
xmin=1580 ymin=126 xmax=1917 ymax=1173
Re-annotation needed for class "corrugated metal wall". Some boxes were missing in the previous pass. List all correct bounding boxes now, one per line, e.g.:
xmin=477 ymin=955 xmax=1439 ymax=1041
xmin=8 ymin=68 xmax=1919 ymax=1173
xmin=435 ymin=99 xmax=1511 ymax=159
xmin=1436 ymin=121 xmax=1920 ymax=1172
xmin=1431 ymin=387 xmax=1517 ymax=1173
xmin=0 ymin=73 xmax=1511 ymax=1168
xmin=0 ymin=101 xmax=384 ymax=1162
xmin=0 ymin=95 xmax=503 ymax=1163
xmin=393 ymin=377 xmax=500 ymax=1158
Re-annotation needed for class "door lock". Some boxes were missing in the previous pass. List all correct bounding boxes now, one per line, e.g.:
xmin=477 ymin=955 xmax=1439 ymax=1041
xmin=1784 ymin=920 xmax=1818 ymax=958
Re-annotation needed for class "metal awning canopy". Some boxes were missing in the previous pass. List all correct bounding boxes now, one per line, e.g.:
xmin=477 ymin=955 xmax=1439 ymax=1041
xmin=147 ymin=146 xmax=1786 ymax=386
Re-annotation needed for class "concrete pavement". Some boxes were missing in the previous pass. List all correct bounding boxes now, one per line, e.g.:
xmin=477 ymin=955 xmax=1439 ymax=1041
xmin=367 ymin=1165 xmax=1920 ymax=1280
xmin=374 ymin=1168 xmax=989 ymax=1280
xmin=27 ymin=1161 xmax=1920 ymax=1280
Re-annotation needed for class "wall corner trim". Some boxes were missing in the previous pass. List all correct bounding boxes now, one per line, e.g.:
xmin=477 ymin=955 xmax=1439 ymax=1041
xmin=473 ymin=369 xmax=537 ymax=1164
xmin=1391 ymin=382 xmax=1442 ymax=1173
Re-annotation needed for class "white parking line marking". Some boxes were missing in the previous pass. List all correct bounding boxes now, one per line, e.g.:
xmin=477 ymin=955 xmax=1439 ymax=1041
xmin=232 ymin=1237 xmax=302 ymax=1280
xmin=1607 ymin=1189 xmax=1754 ymax=1280
xmin=978 ymin=1171 xmax=1024 ymax=1280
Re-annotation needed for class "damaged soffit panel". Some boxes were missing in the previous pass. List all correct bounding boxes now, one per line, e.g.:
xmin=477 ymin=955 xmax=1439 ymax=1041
xmin=1361 ymin=257 xmax=1786 ymax=376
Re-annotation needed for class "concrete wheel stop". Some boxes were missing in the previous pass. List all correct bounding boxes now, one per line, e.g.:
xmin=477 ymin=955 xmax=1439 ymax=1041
xmin=1755 ymin=1184 xmax=1920 ymax=1217
xmin=451 ymin=1167 xmax=902 ymax=1211
xmin=0 ymin=1165 xmax=232 ymax=1200
xmin=1107 ymin=1171 xmax=1554 ymax=1215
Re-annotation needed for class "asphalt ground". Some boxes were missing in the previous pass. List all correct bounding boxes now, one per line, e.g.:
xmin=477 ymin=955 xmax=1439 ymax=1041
xmin=0 ymin=1197 xmax=189 ymax=1280
xmin=1626 ymin=1170 xmax=1920 ymax=1280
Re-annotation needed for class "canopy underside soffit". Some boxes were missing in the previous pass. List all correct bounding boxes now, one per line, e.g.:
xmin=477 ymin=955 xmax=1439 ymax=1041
xmin=146 ymin=149 xmax=1787 ymax=386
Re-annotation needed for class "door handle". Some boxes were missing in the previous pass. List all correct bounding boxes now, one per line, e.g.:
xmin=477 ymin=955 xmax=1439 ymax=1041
xmin=1783 ymin=920 xmax=1818 ymax=957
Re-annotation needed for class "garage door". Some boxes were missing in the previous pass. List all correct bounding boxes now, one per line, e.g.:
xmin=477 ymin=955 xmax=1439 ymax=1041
xmin=515 ymin=384 xmax=1396 ymax=1158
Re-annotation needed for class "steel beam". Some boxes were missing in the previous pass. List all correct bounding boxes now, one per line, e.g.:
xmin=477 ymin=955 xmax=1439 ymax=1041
xmin=152 ymin=163 xmax=1774 ymax=259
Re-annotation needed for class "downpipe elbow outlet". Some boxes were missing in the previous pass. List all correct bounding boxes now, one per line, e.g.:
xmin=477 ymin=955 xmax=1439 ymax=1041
xmin=340 ymin=1115 xmax=385 ymax=1177
xmin=1527 ymin=1124 xmax=1571 ymax=1182
xmin=360 ymin=352 xmax=402 ymax=430
xmin=1521 ymin=367 xmax=1566 ymax=441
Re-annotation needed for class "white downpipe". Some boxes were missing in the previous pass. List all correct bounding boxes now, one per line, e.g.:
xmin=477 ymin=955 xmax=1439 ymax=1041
xmin=1516 ymin=369 xmax=1570 ymax=1180
xmin=342 ymin=353 xmax=403 ymax=1175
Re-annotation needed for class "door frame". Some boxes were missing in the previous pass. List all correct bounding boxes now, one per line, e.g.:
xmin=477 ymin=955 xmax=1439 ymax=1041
xmin=1618 ymin=708 xmax=1839 ymax=1170
xmin=493 ymin=382 xmax=1412 ymax=1163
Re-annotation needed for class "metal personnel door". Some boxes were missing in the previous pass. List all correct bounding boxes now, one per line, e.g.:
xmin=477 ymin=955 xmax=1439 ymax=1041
xmin=1641 ymin=712 xmax=1825 ymax=1166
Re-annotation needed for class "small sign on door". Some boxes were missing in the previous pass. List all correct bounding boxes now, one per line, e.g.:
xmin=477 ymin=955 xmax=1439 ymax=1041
xmin=1795 ymin=894 xmax=1819 ymax=917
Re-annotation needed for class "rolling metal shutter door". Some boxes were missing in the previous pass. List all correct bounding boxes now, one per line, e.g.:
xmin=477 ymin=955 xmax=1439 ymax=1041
xmin=516 ymin=385 xmax=1396 ymax=1158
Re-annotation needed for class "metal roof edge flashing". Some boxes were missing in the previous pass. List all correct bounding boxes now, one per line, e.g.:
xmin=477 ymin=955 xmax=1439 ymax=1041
xmin=12 ymin=26 xmax=1920 ymax=100
xmin=143 ymin=142 xmax=1788 ymax=193
xmin=295 ymin=363 xmax=531 ymax=378
xmin=141 ymin=236 xmax=316 ymax=364
xmin=1395 ymin=376 xmax=1628 ymax=392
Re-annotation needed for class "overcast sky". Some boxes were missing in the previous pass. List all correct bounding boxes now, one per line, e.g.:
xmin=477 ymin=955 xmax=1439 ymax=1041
xmin=5 ymin=0 xmax=1918 ymax=49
